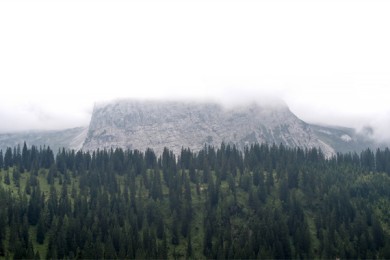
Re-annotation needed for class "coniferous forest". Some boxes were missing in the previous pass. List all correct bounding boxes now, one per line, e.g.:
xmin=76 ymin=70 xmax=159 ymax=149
xmin=1 ymin=143 xmax=390 ymax=259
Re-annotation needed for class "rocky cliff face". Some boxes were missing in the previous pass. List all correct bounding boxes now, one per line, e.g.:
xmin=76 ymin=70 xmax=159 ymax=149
xmin=82 ymin=100 xmax=339 ymax=156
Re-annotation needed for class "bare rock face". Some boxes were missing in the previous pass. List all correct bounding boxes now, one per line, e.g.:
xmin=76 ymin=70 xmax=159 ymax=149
xmin=82 ymin=100 xmax=336 ymax=156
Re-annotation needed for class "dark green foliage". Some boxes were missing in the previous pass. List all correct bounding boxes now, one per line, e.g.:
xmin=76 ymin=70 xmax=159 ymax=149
xmin=4 ymin=172 xmax=10 ymax=185
xmin=4 ymin=147 xmax=12 ymax=170
xmin=1 ymin=143 xmax=390 ymax=258
xmin=186 ymin=232 xmax=193 ymax=258
xmin=0 ymin=150 xmax=3 ymax=169
xmin=150 ymin=168 xmax=163 ymax=200
xmin=36 ymin=216 xmax=45 ymax=244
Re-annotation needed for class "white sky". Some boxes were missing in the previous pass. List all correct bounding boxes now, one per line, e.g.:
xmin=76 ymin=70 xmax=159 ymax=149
xmin=1 ymin=0 xmax=390 ymax=140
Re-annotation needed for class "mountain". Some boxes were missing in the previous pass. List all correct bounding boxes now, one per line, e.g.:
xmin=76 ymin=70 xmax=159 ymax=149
xmin=0 ymin=99 xmax=382 ymax=155
xmin=82 ymin=99 xmax=380 ymax=156
xmin=310 ymin=124 xmax=382 ymax=154
xmin=0 ymin=127 xmax=87 ymax=153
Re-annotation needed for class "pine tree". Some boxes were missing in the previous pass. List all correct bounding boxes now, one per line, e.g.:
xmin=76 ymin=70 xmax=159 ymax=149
xmin=36 ymin=216 xmax=45 ymax=244
xmin=4 ymin=147 xmax=12 ymax=170
xmin=186 ymin=232 xmax=193 ymax=258
xmin=171 ymin=212 xmax=180 ymax=245
xmin=151 ymin=168 xmax=163 ymax=200
xmin=0 ymin=150 xmax=3 ymax=169
xmin=22 ymin=142 xmax=29 ymax=171
xmin=4 ymin=172 xmax=10 ymax=185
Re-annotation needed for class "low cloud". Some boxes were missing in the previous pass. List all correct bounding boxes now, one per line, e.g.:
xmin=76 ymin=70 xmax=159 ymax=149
xmin=0 ymin=103 xmax=90 ymax=133
xmin=0 ymin=90 xmax=389 ymax=146
xmin=365 ymin=112 xmax=390 ymax=143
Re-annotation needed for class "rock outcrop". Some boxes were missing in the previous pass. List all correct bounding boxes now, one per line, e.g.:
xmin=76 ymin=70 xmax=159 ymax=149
xmin=83 ymin=100 xmax=337 ymax=156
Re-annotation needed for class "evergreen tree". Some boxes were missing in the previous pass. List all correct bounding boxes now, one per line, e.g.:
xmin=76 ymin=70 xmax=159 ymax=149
xmin=171 ymin=212 xmax=180 ymax=245
xmin=22 ymin=142 xmax=29 ymax=171
xmin=186 ymin=232 xmax=193 ymax=258
xmin=4 ymin=172 xmax=10 ymax=185
xmin=36 ymin=216 xmax=45 ymax=244
xmin=0 ymin=150 xmax=3 ymax=169
xmin=3 ymin=147 xmax=12 ymax=170
xmin=0 ymin=144 xmax=390 ymax=258
xmin=151 ymin=168 xmax=163 ymax=200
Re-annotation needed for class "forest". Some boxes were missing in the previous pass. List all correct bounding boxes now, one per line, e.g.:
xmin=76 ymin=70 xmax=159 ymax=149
xmin=1 ymin=142 xmax=390 ymax=259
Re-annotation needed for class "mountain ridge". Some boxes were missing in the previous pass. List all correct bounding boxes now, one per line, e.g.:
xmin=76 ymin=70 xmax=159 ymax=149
xmin=82 ymin=99 xmax=378 ymax=156
xmin=0 ymin=127 xmax=87 ymax=152
xmin=0 ymin=99 xmax=383 ymax=155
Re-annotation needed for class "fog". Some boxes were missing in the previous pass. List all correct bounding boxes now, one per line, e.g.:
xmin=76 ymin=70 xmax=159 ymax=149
xmin=1 ymin=87 xmax=390 ymax=142
xmin=1 ymin=0 xmax=390 ymax=141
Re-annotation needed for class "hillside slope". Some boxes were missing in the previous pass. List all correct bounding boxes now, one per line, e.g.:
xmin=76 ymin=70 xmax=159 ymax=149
xmin=0 ymin=127 xmax=88 ymax=152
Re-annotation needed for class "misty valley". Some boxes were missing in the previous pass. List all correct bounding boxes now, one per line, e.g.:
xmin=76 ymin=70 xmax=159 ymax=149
xmin=1 ymin=143 xmax=390 ymax=259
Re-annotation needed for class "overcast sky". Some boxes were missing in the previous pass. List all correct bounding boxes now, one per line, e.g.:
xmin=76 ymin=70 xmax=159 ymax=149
xmin=1 ymin=0 xmax=390 ymax=140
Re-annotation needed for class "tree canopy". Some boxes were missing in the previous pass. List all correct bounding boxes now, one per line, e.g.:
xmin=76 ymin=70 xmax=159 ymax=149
xmin=1 ymin=143 xmax=390 ymax=258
